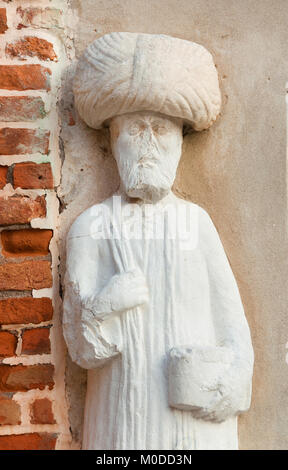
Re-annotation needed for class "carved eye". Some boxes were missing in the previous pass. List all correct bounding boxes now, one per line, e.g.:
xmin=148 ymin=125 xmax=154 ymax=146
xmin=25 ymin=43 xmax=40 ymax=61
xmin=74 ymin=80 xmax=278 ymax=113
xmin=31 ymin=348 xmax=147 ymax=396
xmin=152 ymin=123 xmax=167 ymax=135
xmin=128 ymin=122 xmax=141 ymax=135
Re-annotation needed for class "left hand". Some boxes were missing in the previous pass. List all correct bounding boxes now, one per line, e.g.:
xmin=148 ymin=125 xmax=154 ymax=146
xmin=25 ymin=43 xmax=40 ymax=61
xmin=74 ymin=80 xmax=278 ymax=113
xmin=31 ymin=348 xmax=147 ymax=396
xmin=191 ymin=359 xmax=252 ymax=423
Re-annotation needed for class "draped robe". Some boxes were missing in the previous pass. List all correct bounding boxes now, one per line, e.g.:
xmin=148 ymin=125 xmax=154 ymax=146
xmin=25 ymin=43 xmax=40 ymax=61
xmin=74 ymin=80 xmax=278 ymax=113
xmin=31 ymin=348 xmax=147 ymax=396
xmin=63 ymin=193 xmax=253 ymax=450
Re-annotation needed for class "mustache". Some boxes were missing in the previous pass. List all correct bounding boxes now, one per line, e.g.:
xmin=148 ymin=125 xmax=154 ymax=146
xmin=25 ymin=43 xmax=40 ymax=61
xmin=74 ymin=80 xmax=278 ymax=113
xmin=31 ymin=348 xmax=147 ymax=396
xmin=128 ymin=157 xmax=158 ymax=178
xmin=126 ymin=160 xmax=172 ymax=187
xmin=137 ymin=155 xmax=158 ymax=168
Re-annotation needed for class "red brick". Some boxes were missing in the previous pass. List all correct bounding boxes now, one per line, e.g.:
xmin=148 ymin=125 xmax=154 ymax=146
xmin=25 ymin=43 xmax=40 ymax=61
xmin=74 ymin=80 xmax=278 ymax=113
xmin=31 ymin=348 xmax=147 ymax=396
xmin=0 ymin=96 xmax=46 ymax=122
xmin=17 ymin=7 xmax=63 ymax=30
xmin=0 ymin=9 xmax=7 ymax=34
xmin=0 ymin=65 xmax=51 ymax=91
xmin=0 ymin=395 xmax=21 ymax=425
xmin=0 ymin=260 xmax=52 ymax=290
xmin=0 ymin=364 xmax=54 ymax=392
xmin=0 ymin=166 xmax=7 ymax=189
xmin=0 ymin=433 xmax=57 ymax=450
xmin=0 ymin=297 xmax=53 ymax=325
xmin=13 ymin=162 xmax=53 ymax=189
xmin=0 ymin=331 xmax=17 ymax=357
xmin=0 ymin=195 xmax=46 ymax=226
xmin=30 ymin=398 xmax=55 ymax=424
xmin=0 ymin=128 xmax=49 ymax=155
xmin=22 ymin=327 xmax=51 ymax=355
xmin=6 ymin=36 xmax=57 ymax=62
xmin=1 ymin=229 xmax=52 ymax=257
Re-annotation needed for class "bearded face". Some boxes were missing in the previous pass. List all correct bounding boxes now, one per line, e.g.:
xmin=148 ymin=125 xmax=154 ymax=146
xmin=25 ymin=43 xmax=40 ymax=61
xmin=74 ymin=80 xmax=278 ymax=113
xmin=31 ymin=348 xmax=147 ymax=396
xmin=109 ymin=112 xmax=183 ymax=202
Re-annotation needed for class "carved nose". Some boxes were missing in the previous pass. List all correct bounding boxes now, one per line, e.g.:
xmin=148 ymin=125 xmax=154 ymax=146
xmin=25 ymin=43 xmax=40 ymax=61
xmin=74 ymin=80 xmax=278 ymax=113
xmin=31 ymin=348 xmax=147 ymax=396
xmin=142 ymin=126 xmax=154 ymax=140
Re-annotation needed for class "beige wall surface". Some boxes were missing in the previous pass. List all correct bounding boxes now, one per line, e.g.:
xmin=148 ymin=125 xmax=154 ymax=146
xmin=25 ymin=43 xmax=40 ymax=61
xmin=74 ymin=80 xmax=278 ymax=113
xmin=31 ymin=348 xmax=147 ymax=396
xmin=61 ymin=0 xmax=288 ymax=449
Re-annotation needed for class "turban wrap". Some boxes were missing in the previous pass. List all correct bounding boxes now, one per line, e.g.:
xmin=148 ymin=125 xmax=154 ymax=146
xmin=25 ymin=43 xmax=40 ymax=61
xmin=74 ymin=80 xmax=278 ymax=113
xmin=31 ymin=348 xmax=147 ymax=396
xmin=74 ymin=32 xmax=221 ymax=131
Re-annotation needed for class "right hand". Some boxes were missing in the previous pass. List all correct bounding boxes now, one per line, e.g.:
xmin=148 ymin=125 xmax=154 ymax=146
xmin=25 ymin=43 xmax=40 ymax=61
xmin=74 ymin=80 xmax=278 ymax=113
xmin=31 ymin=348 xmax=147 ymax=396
xmin=97 ymin=268 xmax=149 ymax=315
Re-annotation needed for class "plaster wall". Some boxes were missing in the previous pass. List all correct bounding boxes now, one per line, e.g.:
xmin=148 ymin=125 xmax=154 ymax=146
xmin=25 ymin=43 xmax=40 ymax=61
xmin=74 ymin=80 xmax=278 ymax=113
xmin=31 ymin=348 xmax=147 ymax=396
xmin=59 ymin=0 xmax=288 ymax=449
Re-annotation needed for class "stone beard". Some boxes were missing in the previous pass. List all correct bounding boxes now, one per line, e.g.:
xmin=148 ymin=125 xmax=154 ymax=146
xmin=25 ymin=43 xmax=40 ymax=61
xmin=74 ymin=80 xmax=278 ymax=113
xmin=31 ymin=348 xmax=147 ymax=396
xmin=63 ymin=33 xmax=254 ymax=450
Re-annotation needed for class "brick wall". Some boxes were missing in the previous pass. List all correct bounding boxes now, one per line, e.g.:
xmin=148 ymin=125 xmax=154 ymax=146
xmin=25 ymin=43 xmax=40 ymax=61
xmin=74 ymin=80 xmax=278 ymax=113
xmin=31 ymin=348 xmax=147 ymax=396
xmin=0 ymin=0 xmax=71 ymax=450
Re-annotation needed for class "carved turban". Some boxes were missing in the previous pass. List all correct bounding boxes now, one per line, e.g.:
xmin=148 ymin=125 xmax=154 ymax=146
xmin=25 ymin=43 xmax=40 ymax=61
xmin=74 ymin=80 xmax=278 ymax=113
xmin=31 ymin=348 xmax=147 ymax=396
xmin=74 ymin=32 xmax=221 ymax=131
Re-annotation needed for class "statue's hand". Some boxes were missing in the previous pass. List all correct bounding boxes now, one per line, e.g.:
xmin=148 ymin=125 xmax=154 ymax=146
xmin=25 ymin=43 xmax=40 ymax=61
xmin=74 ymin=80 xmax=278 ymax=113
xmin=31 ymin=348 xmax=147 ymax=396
xmin=168 ymin=346 xmax=252 ymax=423
xmin=85 ymin=268 xmax=149 ymax=321
xmin=190 ymin=357 xmax=252 ymax=423
xmin=106 ymin=268 xmax=149 ymax=313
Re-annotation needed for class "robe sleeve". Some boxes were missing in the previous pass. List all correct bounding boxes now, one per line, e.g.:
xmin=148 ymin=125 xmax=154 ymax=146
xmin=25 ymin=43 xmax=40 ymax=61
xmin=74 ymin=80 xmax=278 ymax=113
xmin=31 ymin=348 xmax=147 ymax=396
xmin=62 ymin=219 xmax=121 ymax=370
xmin=199 ymin=208 xmax=254 ymax=411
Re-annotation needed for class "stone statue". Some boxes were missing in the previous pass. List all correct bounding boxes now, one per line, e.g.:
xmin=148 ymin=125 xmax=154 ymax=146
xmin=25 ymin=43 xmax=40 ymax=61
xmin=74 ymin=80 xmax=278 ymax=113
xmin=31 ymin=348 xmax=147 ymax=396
xmin=63 ymin=32 xmax=254 ymax=450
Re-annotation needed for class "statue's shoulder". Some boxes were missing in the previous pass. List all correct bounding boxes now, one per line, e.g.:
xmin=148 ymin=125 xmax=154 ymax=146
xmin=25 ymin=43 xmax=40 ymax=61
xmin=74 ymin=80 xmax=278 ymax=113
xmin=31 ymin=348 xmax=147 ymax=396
xmin=195 ymin=204 xmax=214 ymax=225
xmin=174 ymin=197 xmax=213 ymax=223
xmin=189 ymin=203 xmax=221 ymax=250
xmin=67 ymin=196 xmax=114 ymax=239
